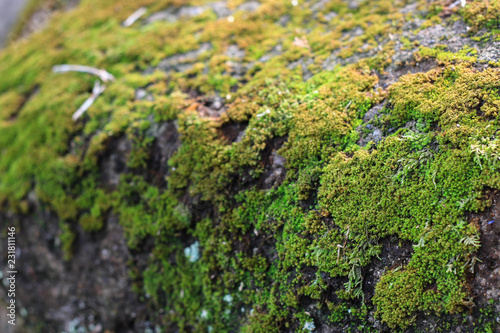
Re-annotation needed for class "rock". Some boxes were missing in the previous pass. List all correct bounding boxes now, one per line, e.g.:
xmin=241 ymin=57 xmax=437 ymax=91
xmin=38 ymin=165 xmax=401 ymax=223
xmin=156 ymin=42 xmax=212 ymax=73
xmin=236 ymin=1 xmax=260 ymax=13
xmin=225 ymin=44 xmax=245 ymax=59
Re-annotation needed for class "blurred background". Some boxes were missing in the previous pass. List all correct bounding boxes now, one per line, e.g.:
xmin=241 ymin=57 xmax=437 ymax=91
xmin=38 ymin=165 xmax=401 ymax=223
xmin=0 ymin=0 xmax=28 ymax=47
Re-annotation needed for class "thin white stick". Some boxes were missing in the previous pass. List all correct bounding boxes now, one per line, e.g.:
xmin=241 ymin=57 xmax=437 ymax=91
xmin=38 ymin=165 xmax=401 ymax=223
xmin=52 ymin=64 xmax=115 ymax=82
xmin=123 ymin=7 xmax=147 ymax=27
xmin=72 ymin=80 xmax=106 ymax=121
xmin=449 ymin=0 xmax=465 ymax=9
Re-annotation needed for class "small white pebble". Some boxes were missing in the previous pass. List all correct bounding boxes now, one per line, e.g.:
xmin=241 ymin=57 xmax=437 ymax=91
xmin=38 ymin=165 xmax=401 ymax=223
xmin=184 ymin=241 xmax=200 ymax=262
xmin=256 ymin=109 xmax=271 ymax=117
xmin=303 ymin=321 xmax=315 ymax=332
xmin=226 ymin=94 xmax=231 ymax=100
xmin=291 ymin=0 xmax=298 ymax=6
xmin=223 ymin=294 xmax=233 ymax=303
xmin=228 ymin=15 xmax=234 ymax=22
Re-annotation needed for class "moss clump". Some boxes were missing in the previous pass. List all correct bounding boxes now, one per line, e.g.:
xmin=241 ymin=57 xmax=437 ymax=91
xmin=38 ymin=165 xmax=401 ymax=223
xmin=462 ymin=0 xmax=500 ymax=33
xmin=59 ymin=221 xmax=75 ymax=260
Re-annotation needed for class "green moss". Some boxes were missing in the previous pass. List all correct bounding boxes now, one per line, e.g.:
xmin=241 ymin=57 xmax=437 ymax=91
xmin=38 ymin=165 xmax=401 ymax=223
xmin=59 ymin=221 xmax=75 ymax=261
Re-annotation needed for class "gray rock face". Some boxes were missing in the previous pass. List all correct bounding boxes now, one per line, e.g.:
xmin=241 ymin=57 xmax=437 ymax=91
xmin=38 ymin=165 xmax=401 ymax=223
xmin=145 ymin=1 xmax=260 ymax=24
xmin=478 ymin=41 xmax=500 ymax=63
xmin=0 ymin=211 xmax=152 ymax=332
xmin=156 ymin=42 xmax=212 ymax=74
xmin=0 ymin=0 xmax=29 ymax=48
xmin=135 ymin=88 xmax=154 ymax=101
xmin=288 ymin=57 xmax=314 ymax=81
xmin=209 ymin=1 xmax=232 ymax=18
xmin=225 ymin=44 xmax=246 ymax=59
xmin=236 ymin=1 xmax=260 ymax=13
xmin=146 ymin=6 xmax=207 ymax=24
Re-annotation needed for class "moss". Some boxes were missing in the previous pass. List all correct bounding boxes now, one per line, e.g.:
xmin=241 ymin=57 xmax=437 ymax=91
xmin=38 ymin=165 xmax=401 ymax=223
xmin=0 ymin=0 xmax=499 ymax=331
xmin=461 ymin=0 xmax=500 ymax=33
xmin=414 ymin=45 xmax=478 ymax=64
xmin=59 ymin=221 xmax=75 ymax=261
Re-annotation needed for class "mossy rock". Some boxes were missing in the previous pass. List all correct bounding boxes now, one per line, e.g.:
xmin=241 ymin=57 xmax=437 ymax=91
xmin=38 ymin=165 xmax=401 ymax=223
xmin=0 ymin=0 xmax=499 ymax=332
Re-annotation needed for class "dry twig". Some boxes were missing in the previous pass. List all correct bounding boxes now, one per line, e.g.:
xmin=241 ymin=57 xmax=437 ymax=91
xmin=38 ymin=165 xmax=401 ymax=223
xmin=72 ymin=80 xmax=106 ymax=121
xmin=52 ymin=64 xmax=115 ymax=82
xmin=449 ymin=0 xmax=466 ymax=9
xmin=122 ymin=7 xmax=147 ymax=27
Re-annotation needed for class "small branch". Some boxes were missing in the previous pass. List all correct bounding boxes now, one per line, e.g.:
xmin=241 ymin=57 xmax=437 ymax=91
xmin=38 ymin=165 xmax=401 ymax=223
xmin=52 ymin=64 xmax=115 ymax=82
xmin=72 ymin=80 xmax=106 ymax=121
xmin=123 ymin=7 xmax=147 ymax=27
xmin=344 ymin=100 xmax=352 ymax=111
xmin=449 ymin=0 xmax=466 ymax=9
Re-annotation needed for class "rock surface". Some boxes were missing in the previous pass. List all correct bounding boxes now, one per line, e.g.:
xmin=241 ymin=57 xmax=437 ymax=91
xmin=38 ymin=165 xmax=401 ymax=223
xmin=0 ymin=0 xmax=28 ymax=47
